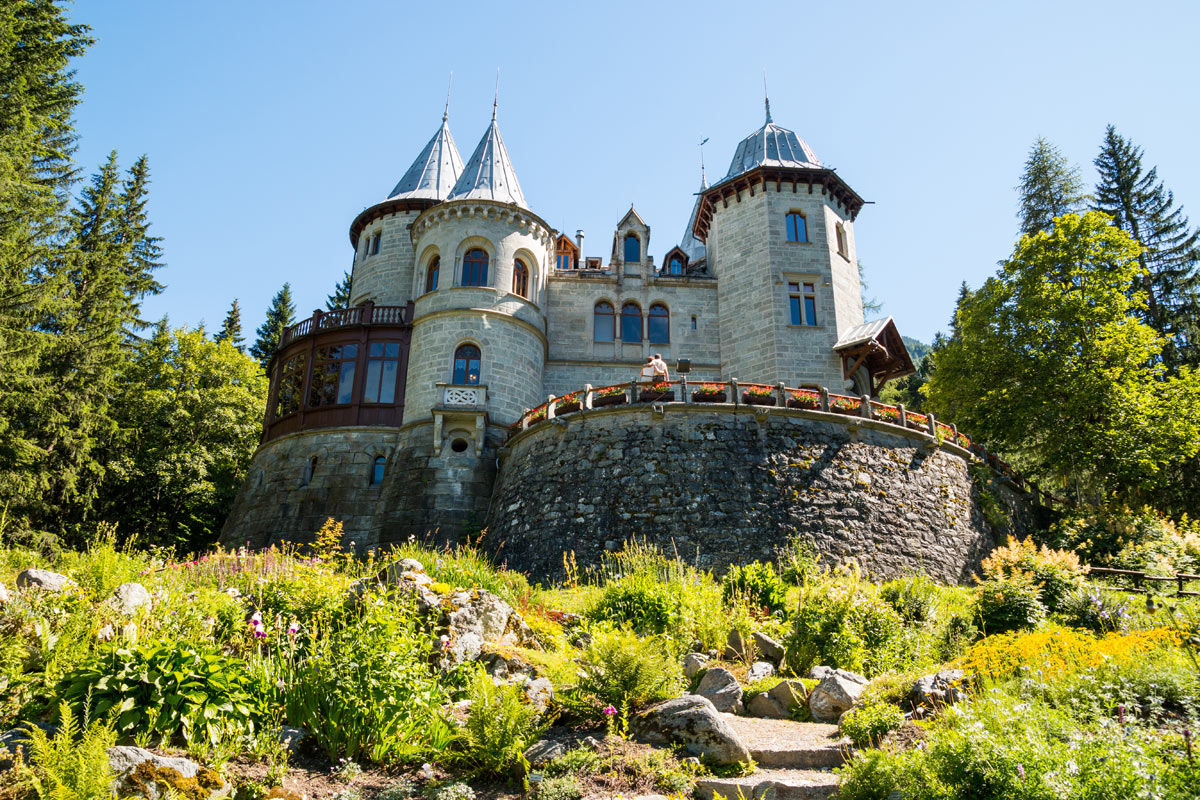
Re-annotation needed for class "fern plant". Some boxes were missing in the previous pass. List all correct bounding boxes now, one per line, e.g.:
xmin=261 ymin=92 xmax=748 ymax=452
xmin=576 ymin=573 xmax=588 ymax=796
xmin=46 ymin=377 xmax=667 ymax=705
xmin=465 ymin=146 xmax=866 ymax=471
xmin=452 ymin=669 xmax=550 ymax=780
xmin=17 ymin=702 xmax=116 ymax=800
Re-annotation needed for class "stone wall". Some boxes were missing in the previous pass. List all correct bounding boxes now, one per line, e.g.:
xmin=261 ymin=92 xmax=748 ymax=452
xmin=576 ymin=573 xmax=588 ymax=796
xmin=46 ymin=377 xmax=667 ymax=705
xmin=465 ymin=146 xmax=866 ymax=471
xmin=485 ymin=404 xmax=1035 ymax=584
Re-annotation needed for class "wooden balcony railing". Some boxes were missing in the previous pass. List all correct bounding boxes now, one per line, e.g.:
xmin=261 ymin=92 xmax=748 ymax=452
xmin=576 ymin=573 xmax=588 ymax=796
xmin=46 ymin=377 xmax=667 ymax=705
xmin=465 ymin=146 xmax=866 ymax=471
xmin=280 ymin=301 xmax=413 ymax=348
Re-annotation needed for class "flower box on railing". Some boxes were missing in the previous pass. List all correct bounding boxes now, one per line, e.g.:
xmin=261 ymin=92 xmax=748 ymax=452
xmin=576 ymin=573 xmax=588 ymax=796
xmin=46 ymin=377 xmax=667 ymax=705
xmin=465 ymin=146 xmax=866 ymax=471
xmin=593 ymin=388 xmax=628 ymax=408
xmin=742 ymin=387 xmax=777 ymax=406
xmin=872 ymin=406 xmax=901 ymax=423
xmin=906 ymin=413 xmax=928 ymax=428
xmin=787 ymin=390 xmax=820 ymax=409
xmin=526 ymin=408 xmax=547 ymax=425
xmin=691 ymin=383 xmax=728 ymax=403
xmin=829 ymin=396 xmax=861 ymax=415
xmin=639 ymin=383 xmax=675 ymax=403
xmin=556 ymin=394 xmax=581 ymax=414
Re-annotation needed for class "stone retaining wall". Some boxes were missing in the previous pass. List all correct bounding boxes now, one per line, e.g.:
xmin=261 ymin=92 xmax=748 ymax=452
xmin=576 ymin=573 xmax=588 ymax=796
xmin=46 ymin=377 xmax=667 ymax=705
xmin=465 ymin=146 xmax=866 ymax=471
xmin=485 ymin=404 xmax=1036 ymax=583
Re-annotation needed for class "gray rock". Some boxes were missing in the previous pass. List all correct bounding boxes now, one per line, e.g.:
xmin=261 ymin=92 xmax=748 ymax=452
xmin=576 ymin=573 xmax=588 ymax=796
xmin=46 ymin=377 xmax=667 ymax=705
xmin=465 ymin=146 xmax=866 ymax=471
xmin=524 ymin=739 xmax=566 ymax=767
xmin=808 ymin=666 xmax=867 ymax=685
xmin=15 ymin=569 xmax=74 ymax=592
xmin=752 ymin=631 xmax=785 ymax=664
xmin=108 ymin=746 xmax=230 ymax=800
xmin=113 ymin=582 xmax=151 ymax=615
xmin=767 ymin=679 xmax=808 ymax=712
xmin=1 ymin=723 xmax=57 ymax=769
xmin=523 ymin=677 xmax=555 ymax=713
xmin=746 ymin=661 xmax=775 ymax=684
xmin=745 ymin=693 xmax=789 ymax=719
xmin=582 ymin=735 xmax=604 ymax=750
xmin=399 ymin=557 xmax=424 ymax=573
xmin=683 ymin=652 xmax=710 ymax=678
xmin=630 ymin=695 xmax=752 ymax=765
xmin=477 ymin=650 xmax=533 ymax=682
xmin=808 ymin=674 xmax=866 ymax=723
xmin=694 ymin=667 xmax=743 ymax=714
xmin=723 ymin=628 xmax=751 ymax=661
xmin=279 ymin=726 xmax=308 ymax=752
xmin=442 ymin=589 xmax=539 ymax=665
xmin=909 ymin=669 xmax=968 ymax=709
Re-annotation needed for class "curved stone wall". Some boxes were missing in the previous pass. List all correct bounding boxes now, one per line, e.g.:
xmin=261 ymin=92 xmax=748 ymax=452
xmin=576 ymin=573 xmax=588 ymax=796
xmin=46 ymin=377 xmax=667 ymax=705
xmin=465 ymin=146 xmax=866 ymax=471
xmin=485 ymin=404 xmax=1036 ymax=584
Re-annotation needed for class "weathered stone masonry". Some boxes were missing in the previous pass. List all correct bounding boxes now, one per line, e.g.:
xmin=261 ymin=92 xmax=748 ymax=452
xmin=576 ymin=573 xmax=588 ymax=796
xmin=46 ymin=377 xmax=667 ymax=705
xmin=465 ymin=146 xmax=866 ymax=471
xmin=486 ymin=405 xmax=1035 ymax=583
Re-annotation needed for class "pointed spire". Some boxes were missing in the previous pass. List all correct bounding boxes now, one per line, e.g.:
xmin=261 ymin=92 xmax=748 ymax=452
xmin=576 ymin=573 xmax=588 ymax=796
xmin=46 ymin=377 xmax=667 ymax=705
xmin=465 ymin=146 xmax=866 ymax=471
xmin=443 ymin=72 xmax=452 ymax=122
xmin=764 ymin=70 xmax=772 ymax=123
xmin=448 ymin=112 xmax=527 ymax=208
xmin=388 ymin=111 xmax=465 ymax=201
xmin=724 ymin=100 xmax=821 ymax=180
xmin=681 ymin=174 xmax=708 ymax=263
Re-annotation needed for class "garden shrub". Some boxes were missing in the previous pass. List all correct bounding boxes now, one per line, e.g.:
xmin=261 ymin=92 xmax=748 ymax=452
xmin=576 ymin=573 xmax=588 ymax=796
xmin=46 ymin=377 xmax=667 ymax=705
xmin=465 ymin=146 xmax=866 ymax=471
xmin=59 ymin=641 xmax=266 ymax=749
xmin=981 ymin=538 xmax=1084 ymax=612
xmin=453 ymin=668 xmax=550 ymax=780
xmin=838 ymin=700 xmax=905 ymax=747
xmin=721 ymin=561 xmax=788 ymax=614
xmin=574 ymin=627 xmax=682 ymax=718
xmin=535 ymin=776 xmax=582 ymax=800
xmin=881 ymin=575 xmax=942 ymax=624
xmin=776 ymin=532 xmax=821 ymax=585
xmin=16 ymin=702 xmax=115 ymax=800
xmin=957 ymin=624 xmax=1179 ymax=682
xmin=1045 ymin=506 xmax=1200 ymax=576
xmin=286 ymin=595 xmax=457 ymax=765
xmin=543 ymin=746 xmax=601 ymax=777
xmin=784 ymin=569 xmax=904 ymax=677
xmin=1058 ymin=587 xmax=1134 ymax=633
xmin=394 ymin=542 xmax=529 ymax=605
xmin=974 ymin=574 xmax=1046 ymax=634
xmin=590 ymin=578 xmax=675 ymax=635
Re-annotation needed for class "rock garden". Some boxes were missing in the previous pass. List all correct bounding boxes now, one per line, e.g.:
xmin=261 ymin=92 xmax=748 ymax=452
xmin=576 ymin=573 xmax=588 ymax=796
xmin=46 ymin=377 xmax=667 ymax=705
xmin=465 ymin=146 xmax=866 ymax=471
xmin=1 ymin=522 xmax=1198 ymax=800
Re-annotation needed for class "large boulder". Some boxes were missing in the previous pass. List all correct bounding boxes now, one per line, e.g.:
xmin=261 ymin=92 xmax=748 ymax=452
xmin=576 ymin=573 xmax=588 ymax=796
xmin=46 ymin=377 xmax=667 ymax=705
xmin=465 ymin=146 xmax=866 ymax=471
xmin=746 ymin=661 xmax=775 ymax=684
xmin=683 ymin=652 xmax=710 ymax=679
xmin=752 ymin=632 xmax=785 ymax=665
xmin=745 ymin=693 xmax=789 ymax=719
xmin=108 ymin=747 xmax=229 ymax=800
xmin=723 ymin=628 xmax=752 ymax=661
xmin=524 ymin=738 xmax=566 ymax=767
xmin=113 ymin=583 xmax=152 ymax=615
xmin=909 ymin=669 xmax=969 ymax=709
xmin=441 ymin=589 xmax=539 ymax=665
xmin=694 ymin=667 xmax=743 ymax=713
xmin=15 ymin=569 xmax=74 ymax=593
xmin=808 ymin=673 xmax=867 ymax=723
xmin=744 ymin=679 xmax=808 ymax=720
xmin=630 ymin=696 xmax=752 ymax=765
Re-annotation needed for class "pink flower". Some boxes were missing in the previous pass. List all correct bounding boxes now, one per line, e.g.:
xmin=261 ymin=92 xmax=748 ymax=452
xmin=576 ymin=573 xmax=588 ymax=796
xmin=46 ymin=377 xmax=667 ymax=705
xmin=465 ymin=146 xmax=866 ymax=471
xmin=287 ymin=622 xmax=300 ymax=635
xmin=1017 ymin=764 xmax=1025 ymax=780
xmin=254 ymin=630 xmax=267 ymax=639
xmin=602 ymin=705 xmax=617 ymax=716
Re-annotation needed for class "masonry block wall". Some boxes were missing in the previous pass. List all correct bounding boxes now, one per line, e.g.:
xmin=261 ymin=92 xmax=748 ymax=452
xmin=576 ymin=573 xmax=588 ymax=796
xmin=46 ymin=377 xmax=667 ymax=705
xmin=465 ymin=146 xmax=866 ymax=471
xmin=486 ymin=406 xmax=1035 ymax=583
xmin=350 ymin=208 xmax=422 ymax=307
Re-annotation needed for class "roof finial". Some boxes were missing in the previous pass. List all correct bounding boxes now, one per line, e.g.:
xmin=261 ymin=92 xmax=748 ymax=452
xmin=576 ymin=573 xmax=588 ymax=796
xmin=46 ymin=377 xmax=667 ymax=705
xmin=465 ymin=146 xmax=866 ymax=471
xmin=698 ymin=136 xmax=709 ymax=186
xmin=443 ymin=72 xmax=452 ymax=122
xmin=492 ymin=68 xmax=499 ymax=121
xmin=763 ymin=70 xmax=772 ymax=124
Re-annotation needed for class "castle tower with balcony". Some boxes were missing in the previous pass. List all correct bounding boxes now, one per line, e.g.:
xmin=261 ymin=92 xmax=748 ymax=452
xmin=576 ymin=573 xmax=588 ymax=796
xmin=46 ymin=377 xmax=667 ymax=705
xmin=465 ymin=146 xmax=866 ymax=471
xmin=221 ymin=98 xmax=951 ymax=570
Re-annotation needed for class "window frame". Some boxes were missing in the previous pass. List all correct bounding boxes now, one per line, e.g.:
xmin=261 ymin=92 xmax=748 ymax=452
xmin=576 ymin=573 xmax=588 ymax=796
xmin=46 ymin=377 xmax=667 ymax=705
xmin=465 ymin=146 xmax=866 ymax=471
xmin=785 ymin=211 xmax=808 ymax=244
xmin=362 ymin=341 xmax=401 ymax=404
xmin=453 ymin=343 xmax=482 ymax=385
xmin=620 ymin=301 xmax=643 ymax=342
xmin=593 ymin=301 xmax=615 ymax=342
xmin=425 ymin=257 xmax=440 ymax=293
xmin=461 ymin=248 xmax=489 ymax=287
xmin=787 ymin=279 xmax=819 ymax=327
xmin=370 ymin=232 xmax=382 ymax=255
xmin=623 ymin=233 xmax=641 ymax=263
xmin=307 ymin=344 xmax=359 ymax=409
xmin=648 ymin=303 xmax=670 ymax=344
xmin=371 ymin=456 xmax=386 ymax=486
xmin=512 ymin=259 xmax=529 ymax=298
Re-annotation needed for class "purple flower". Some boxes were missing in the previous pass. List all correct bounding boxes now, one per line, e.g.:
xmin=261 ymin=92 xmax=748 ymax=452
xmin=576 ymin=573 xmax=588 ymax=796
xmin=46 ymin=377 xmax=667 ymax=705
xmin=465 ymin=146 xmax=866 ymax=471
xmin=1017 ymin=764 xmax=1025 ymax=780
xmin=287 ymin=622 xmax=300 ymax=635
xmin=254 ymin=630 xmax=267 ymax=639
xmin=602 ymin=705 xmax=617 ymax=716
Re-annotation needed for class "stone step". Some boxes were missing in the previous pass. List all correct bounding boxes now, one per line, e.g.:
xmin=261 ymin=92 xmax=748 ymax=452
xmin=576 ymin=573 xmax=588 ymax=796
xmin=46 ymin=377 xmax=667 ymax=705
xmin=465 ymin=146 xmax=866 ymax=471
xmin=721 ymin=714 xmax=850 ymax=770
xmin=694 ymin=768 xmax=840 ymax=800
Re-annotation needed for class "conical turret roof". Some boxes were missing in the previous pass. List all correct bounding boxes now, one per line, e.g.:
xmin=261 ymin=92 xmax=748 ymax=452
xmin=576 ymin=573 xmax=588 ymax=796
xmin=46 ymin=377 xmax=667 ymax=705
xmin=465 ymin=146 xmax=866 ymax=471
xmin=388 ymin=114 xmax=464 ymax=201
xmin=724 ymin=99 xmax=822 ymax=180
xmin=681 ymin=174 xmax=709 ymax=263
xmin=448 ymin=111 xmax=527 ymax=208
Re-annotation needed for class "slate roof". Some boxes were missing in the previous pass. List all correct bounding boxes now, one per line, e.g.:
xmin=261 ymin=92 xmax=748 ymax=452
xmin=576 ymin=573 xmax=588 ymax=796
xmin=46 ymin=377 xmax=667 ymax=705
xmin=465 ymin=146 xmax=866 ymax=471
xmin=724 ymin=99 xmax=822 ymax=180
xmin=388 ymin=114 xmax=465 ymax=201
xmin=448 ymin=111 xmax=527 ymax=208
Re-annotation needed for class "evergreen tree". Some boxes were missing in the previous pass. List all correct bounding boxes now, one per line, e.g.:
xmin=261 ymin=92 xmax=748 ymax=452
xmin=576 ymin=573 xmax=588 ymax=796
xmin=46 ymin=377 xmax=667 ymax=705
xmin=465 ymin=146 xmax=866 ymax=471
xmin=114 ymin=154 xmax=164 ymax=328
xmin=216 ymin=299 xmax=245 ymax=351
xmin=1094 ymin=125 xmax=1200 ymax=369
xmin=0 ymin=1 xmax=91 ymax=532
xmin=1017 ymin=137 xmax=1085 ymax=236
xmin=250 ymin=283 xmax=295 ymax=369
xmin=326 ymin=270 xmax=352 ymax=310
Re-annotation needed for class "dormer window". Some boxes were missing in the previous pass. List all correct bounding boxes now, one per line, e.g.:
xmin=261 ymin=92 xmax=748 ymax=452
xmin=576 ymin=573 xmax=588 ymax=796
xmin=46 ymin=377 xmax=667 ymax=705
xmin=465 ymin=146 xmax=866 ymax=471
xmin=668 ymin=257 xmax=684 ymax=275
xmin=623 ymin=234 xmax=640 ymax=263
xmin=785 ymin=211 xmax=808 ymax=243
xmin=555 ymin=235 xmax=578 ymax=270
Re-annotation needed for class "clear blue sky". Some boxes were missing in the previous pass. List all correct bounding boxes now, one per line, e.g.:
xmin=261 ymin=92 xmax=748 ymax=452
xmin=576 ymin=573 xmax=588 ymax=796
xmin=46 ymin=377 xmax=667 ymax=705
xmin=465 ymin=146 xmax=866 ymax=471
xmin=68 ymin=1 xmax=1200 ymax=346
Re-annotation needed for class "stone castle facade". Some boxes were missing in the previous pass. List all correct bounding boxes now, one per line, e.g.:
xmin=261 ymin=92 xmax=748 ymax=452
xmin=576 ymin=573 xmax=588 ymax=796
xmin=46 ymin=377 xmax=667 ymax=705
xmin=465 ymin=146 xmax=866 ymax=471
xmin=221 ymin=99 xmax=1027 ymax=580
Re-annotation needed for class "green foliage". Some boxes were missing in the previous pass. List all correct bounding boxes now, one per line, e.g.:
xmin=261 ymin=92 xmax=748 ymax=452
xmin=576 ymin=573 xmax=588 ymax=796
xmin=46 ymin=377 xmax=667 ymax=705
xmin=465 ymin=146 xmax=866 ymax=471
xmin=16 ymin=703 xmax=115 ymax=800
xmin=924 ymin=211 xmax=1200 ymax=507
xmin=250 ymin=283 xmax=295 ymax=369
xmin=1018 ymin=137 xmax=1086 ymax=236
xmin=285 ymin=594 xmax=456 ymax=765
xmin=721 ymin=561 xmax=788 ymax=614
xmin=574 ymin=628 xmax=683 ymax=717
xmin=326 ymin=271 xmax=353 ymax=311
xmin=785 ymin=568 xmax=904 ymax=677
xmin=543 ymin=746 xmax=601 ymax=777
xmin=453 ymin=669 xmax=549 ymax=780
xmin=392 ymin=542 xmax=529 ymax=606
xmin=98 ymin=324 xmax=267 ymax=552
xmin=534 ymin=776 xmax=582 ymax=800
xmin=838 ymin=700 xmax=905 ymax=747
xmin=1044 ymin=507 xmax=1200 ymax=576
xmin=974 ymin=575 xmax=1047 ymax=635
xmin=215 ymin=299 xmax=245 ymax=352
xmin=776 ymin=532 xmax=821 ymax=586
xmin=58 ymin=641 xmax=266 ymax=749
xmin=981 ymin=538 xmax=1084 ymax=613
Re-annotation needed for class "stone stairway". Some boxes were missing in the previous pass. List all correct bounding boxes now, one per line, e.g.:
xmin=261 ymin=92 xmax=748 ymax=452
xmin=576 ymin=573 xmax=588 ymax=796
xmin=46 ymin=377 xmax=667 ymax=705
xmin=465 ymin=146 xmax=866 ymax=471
xmin=693 ymin=715 xmax=849 ymax=800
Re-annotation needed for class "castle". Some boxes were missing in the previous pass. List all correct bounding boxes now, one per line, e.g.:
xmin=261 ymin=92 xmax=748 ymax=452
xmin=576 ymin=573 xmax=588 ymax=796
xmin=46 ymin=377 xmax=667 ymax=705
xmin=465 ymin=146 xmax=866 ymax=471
xmin=221 ymin=99 xmax=1032 ymax=582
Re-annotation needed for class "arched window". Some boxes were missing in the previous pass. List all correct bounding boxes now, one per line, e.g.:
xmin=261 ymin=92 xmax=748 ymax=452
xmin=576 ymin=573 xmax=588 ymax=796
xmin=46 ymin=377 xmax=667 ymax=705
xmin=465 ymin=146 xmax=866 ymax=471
xmin=623 ymin=234 xmax=640 ymax=263
xmin=512 ymin=259 xmax=529 ymax=298
xmin=621 ymin=302 xmax=642 ymax=342
xmin=425 ymin=257 xmax=439 ymax=293
xmin=668 ymin=256 xmax=683 ymax=275
xmin=371 ymin=456 xmax=386 ymax=485
xmin=304 ymin=455 xmax=318 ymax=486
xmin=462 ymin=248 xmax=488 ymax=286
xmin=835 ymin=223 xmax=848 ymax=257
xmin=593 ymin=301 xmax=614 ymax=342
xmin=453 ymin=344 xmax=481 ymax=385
xmin=648 ymin=304 xmax=670 ymax=344
xmin=785 ymin=212 xmax=808 ymax=243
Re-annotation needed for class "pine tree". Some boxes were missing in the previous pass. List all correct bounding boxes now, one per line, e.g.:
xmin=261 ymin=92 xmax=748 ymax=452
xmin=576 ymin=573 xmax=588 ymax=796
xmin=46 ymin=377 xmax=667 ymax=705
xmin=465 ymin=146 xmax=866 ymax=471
xmin=250 ymin=283 xmax=295 ymax=369
xmin=1017 ymin=137 xmax=1085 ymax=236
xmin=326 ymin=270 xmax=352 ymax=310
xmin=1094 ymin=125 xmax=1200 ymax=369
xmin=0 ymin=1 xmax=92 ymax=531
xmin=216 ymin=299 xmax=245 ymax=351
xmin=114 ymin=154 xmax=164 ymax=328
